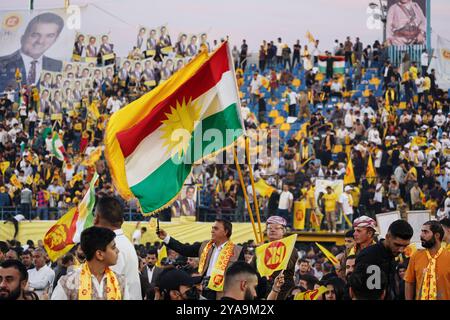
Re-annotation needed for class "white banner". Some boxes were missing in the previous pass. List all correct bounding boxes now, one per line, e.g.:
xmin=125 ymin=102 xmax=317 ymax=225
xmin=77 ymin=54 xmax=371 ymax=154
xmin=429 ymin=35 xmax=450 ymax=91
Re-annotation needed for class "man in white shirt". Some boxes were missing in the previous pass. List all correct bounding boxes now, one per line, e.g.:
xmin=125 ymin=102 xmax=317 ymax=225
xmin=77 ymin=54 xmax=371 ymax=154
xmin=107 ymin=95 xmax=123 ymax=114
xmin=27 ymin=248 xmax=55 ymax=299
xmin=132 ymin=222 xmax=147 ymax=246
xmin=420 ymin=49 xmax=429 ymax=76
xmin=434 ymin=109 xmax=446 ymax=127
xmin=94 ymin=197 xmax=142 ymax=300
xmin=286 ymin=87 xmax=298 ymax=118
xmin=278 ymin=184 xmax=294 ymax=228
xmin=249 ymin=72 xmax=262 ymax=106
xmin=338 ymin=186 xmax=354 ymax=230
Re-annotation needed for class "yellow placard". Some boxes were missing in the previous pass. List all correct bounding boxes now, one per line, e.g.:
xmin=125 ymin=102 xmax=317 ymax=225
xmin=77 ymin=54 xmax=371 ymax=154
xmin=72 ymin=54 xmax=81 ymax=62
xmin=51 ymin=113 xmax=63 ymax=121
xmin=144 ymin=80 xmax=156 ymax=87
xmin=102 ymin=53 xmax=115 ymax=61
xmin=293 ymin=200 xmax=306 ymax=230
xmin=0 ymin=161 xmax=10 ymax=175
xmin=255 ymin=234 xmax=297 ymax=277
xmin=161 ymin=46 xmax=173 ymax=54
xmin=146 ymin=49 xmax=156 ymax=56
xmin=84 ymin=57 xmax=97 ymax=64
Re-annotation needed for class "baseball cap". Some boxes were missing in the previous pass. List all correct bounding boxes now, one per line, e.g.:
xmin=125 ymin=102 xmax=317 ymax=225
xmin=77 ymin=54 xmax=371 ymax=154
xmin=157 ymin=269 xmax=202 ymax=292
xmin=344 ymin=186 xmax=353 ymax=192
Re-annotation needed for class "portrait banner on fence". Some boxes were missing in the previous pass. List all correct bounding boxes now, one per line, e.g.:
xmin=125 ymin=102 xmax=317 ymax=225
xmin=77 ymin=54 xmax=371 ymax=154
xmin=386 ymin=0 xmax=427 ymax=46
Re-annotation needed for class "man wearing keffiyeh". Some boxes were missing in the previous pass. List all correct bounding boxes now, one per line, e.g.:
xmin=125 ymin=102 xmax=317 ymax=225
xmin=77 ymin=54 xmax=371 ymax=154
xmin=404 ymin=221 xmax=450 ymax=300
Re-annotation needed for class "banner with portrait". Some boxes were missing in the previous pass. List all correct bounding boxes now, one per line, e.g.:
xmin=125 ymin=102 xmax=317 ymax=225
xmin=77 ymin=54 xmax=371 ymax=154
xmin=0 ymin=9 xmax=76 ymax=92
xmin=386 ymin=0 xmax=427 ymax=46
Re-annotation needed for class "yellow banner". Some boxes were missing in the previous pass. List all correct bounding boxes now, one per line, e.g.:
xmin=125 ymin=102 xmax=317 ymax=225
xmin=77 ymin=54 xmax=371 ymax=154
xmin=255 ymin=234 xmax=297 ymax=277
xmin=293 ymin=200 xmax=306 ymax=230
xmin=51 ymin=113 xmax=63 ymax=121
xmin=156 ymin=245 xmax=167 ymax=267
xmin=412 ymin=136 xmax=427 ymax=147
xmin=344 ymin=157 xmax=356 ymax=185
xmin=102 ymin=53 xmax=115 ymax=60
xmin=146 ymin=49 xmax=156 ymax=56
xmin=25 ymin=175 xmax=33 ymax=185
xmin=81 ymin=147 xmax=102 ymax=167
xmin=144 ymin=80 xmax=157 ymax=87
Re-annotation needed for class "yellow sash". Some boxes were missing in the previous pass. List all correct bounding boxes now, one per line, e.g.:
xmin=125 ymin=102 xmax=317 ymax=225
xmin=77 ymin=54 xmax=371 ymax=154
xmin=78 ymin=263 xmax=122 ymax=300
xmin=198 ymin=241 xmax=235 ymax=292
xmin=420 ymin=248 xmax=443 ymax=300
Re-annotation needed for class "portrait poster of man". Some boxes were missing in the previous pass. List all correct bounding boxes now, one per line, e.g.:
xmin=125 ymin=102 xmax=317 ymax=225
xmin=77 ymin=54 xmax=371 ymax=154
xmin=0 ymin=10 xmax=75 ymax=93
xmin=386 ymin=0 xmax=427 ymax=46
xmin=180 ymin=185 xmax=198 ymax=217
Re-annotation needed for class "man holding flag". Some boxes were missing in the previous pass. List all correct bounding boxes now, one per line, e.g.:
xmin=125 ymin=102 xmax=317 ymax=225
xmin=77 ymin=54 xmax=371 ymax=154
xmin=157 ymin=219 xmax=244 ymax=300
xmin=253 ymin=216 xmax=297 ymax=300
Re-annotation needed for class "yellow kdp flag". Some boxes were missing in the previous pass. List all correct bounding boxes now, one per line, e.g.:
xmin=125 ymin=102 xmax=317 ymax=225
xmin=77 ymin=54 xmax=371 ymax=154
xmin=34 ymin=173 xmax=40 ymax=185
xmin=344 ymin=156 xmax=356 ymax=185
xmin=25 ymin=175 xmax=33 ymax=185
xmin=88 ymin=101 xmax=101 ymax=120
xmin=10 ymin=174 xmax=22 ymax=189
xmin=306 ymin=30 xmax=316 ymax=44
xmin=412 ymin=136 xmax=427 ymax=147
xmin=366 ymin=154 xmax=377 ymax=184
xmin=0 ymin=161 xmax=10 ymax=175
xmin=82 ymin=147 xmax=102 ymax=167
xmin=256 ymin=234 xmax=297 ymax=277
xmin=310 ymin=209 xmax=323 ymax=230
xmin=294 ymin=286 xmax=328 ymax=300
xmin=69 ymin=171 xmax=83 ymax=188
xmin=316 ymin=242 xmax=340 ymax=268
xmin=293 ymin=200 xmax=306 ymax=230
xmin=156 ymin=245 xmax=167 ymax=267
xmin=254 ymin=179 xmax=275 ymax=197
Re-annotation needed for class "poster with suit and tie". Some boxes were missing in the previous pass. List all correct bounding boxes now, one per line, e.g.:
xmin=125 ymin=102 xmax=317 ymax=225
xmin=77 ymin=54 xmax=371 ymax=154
xmin=0 ymin=9 xmax=75 ymax=93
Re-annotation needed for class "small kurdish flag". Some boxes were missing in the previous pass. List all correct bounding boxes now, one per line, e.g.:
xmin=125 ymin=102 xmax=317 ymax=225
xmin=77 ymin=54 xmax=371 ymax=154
xmin=105 ymin=42 xmax=244 ymax=215
xmin=52 ymin=132 xmax=68 ymax=162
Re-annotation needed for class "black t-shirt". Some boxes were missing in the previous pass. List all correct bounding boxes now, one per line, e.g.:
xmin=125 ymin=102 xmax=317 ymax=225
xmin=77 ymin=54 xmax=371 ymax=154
xmin=355 ymin=240 xmax=399 ymax=300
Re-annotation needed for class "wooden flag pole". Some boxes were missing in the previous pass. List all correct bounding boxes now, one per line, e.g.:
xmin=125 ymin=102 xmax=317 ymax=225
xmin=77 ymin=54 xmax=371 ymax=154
xmin=233 ymin=144 xmax=260 ymax=243
xmin=245 ymin=136 xmax=264 ymax=243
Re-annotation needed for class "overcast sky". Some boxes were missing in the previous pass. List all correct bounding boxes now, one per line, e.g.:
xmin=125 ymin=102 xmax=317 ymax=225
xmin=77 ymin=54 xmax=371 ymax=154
xmin=1 ymin=0 xmax=449 ymax=52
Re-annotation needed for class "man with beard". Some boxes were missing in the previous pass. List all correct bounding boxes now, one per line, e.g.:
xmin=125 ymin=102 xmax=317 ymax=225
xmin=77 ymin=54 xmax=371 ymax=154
xmin=0 ymin=260 xmax=38 ymax=300
xmin=405 ymin=221 xmax=450 ymax=300
xmin=355 ymin=220 xmax=413 ymax=300
xmin=221 ymin=262 xmax=258 ymax=300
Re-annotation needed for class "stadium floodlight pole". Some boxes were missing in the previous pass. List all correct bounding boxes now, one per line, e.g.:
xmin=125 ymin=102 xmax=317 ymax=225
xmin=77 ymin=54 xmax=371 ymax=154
xmin=369 ymin=0 xmax=387 ymax=44
xmin=29 ymin=0 xmax=34 ymax=10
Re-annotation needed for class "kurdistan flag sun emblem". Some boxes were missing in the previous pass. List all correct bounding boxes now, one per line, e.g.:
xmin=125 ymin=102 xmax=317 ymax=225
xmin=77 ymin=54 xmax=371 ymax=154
xmin=161 ymin=97 xmax=201 ymax=158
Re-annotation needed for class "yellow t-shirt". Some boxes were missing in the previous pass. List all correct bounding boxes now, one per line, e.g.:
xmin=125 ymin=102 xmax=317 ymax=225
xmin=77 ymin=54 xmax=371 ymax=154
xmin=322 ymin=193 xmax=337 ymax=212
xmin=224 ymin=180 xmax=234 ymax=193
xmin=410 ymin=66 xmax=418 ymax=80
xmin=305 ymin=187 xmax=316 ymax=209
xmin=350 ymin=187 xmax=361 ymax=207
xmin=423 ymin=77 xmax=431 ymax=91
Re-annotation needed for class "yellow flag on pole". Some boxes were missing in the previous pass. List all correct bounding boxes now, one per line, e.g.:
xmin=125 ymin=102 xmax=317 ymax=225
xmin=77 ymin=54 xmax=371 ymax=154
xmin=0 ymin=161 xmax=10 ymax=175
xmin=254 ymin=179 xmax=275 ymax=197
xmin=306 ymin=31 xmax=316 ymax=44
xmin=81 ymin=146 xmax=102 ymax=167
xmin=25 ymin=175 xmax=33 ymax=185
xmin=255 ymin=234 xmax=297 ymax=277
xmin=10 ymin=174 xmax=22 ymax=189
xmin=294 ymin=286 xmax=328 ymax=300
xmin=366 ymin=154 xmax=377 ymax=184
xmin=156 ymin=245 xmax=168 ymax=267
xmin=315 ymin=242 xmax=340 ymax=268
xmin=344 ymin=156 xmax=356 ymax=185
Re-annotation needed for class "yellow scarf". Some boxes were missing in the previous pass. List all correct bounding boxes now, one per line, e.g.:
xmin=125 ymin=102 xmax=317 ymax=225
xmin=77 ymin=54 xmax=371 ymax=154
xmin=78 ymin=263 xmax=122 ymax=300
xmin=420 ymin=248 xmax=443 ymax=300
xmin=302 ymin=145 xmax=309 ymax=160
xmin=198 ymin=241 xmax=235 ymax=292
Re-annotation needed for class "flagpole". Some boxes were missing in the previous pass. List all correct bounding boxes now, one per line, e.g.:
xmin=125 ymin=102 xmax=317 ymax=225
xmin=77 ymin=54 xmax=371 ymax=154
xmin=233 ymin=144 xmax=260 ymax=243
xmin=245 ymin=136 xmax=264 ymax=243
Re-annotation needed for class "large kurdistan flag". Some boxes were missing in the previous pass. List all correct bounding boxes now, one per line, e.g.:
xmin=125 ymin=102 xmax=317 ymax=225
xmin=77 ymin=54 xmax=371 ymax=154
xmin=105 ymin=42 xmax=245 ymax=214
